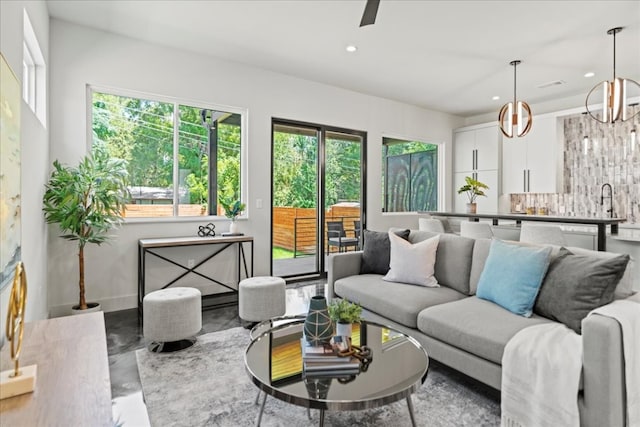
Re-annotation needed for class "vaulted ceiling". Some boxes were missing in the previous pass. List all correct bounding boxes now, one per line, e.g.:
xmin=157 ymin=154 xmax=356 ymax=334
xmin=47 ymin=0 xmax=640 ymax=118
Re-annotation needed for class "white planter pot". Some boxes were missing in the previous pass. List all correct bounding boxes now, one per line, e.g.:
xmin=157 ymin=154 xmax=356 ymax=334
xmin=229 ymin=221 xmax=238 ymax=234
xmin=71 ymin=302 xmax=101 ymax=315
xmin=335 ymin=322 xmax=352 ymax=338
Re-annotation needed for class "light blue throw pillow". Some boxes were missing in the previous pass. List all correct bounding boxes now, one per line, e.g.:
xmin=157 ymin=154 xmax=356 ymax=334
xmin=476 ymin=239 xmax=552 ymax=317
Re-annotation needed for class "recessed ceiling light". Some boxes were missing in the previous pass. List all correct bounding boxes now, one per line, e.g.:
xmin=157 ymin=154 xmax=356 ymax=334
xmin=584 ymin=72 xmax=595 ymax=78
xmin=492 ymin=96 xmax=500 ymax=101
xmin=346 ymin=45 xmax=357 ymax=53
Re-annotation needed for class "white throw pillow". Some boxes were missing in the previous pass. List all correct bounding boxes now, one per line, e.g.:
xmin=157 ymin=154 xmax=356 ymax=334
xmin=383 ymin=231 xmax=440 ymax=287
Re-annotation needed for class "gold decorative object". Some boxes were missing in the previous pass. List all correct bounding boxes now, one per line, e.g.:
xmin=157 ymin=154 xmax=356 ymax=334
xmin=499 ymin=60 xmax=533 ymax=138
xmin=0 ymin=262 xmax=37 ymax=400
xmin=585 ymin=27 xmax=640 ymax=124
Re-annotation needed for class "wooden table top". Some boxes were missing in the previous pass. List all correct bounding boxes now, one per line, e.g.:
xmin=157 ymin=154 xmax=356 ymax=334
xmin=0 ymin=312 xmax=113 ymax=426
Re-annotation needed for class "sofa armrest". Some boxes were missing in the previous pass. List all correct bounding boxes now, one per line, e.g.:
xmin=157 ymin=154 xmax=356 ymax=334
xmin=580 ymin=314 xmax=625 ymax=427
xmin=327 ymin=251 xmax=363 ymax=300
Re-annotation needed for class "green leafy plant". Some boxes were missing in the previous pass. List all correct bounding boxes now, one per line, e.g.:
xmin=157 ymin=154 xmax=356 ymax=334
xmin=43 ymin=143 xmax=130 ymax=310
xmin=328 ymin=299 xmax=363 ymax=324
xmin=218 ymin=197 xmax=245 ymax=220
xmin=457 ymin=176 xmax=489 ymax=204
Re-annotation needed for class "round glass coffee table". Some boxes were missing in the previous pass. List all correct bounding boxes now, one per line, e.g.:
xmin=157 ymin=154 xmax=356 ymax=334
xmin=245 ymin=318 xmax=429 ymax=426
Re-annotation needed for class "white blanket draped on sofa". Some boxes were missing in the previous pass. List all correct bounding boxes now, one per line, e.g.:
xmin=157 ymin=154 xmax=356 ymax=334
xmin=501 ymin=323 xmax=582 ymax=427
xmin=501 ymin=298 xmax=640 ymax=427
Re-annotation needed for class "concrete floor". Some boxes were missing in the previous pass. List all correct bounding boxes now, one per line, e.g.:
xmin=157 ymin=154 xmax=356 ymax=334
xmin=104 ymin=281 xmax=325 ymax=425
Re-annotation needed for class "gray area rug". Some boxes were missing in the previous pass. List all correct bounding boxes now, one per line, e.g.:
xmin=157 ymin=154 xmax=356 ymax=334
xmin=136 ymin=327 xmax=500 ymax=426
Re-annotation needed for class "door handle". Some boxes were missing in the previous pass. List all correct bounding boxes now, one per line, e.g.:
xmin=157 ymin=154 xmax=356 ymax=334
xmin=523 ymin=170 xmax=527 ymax=192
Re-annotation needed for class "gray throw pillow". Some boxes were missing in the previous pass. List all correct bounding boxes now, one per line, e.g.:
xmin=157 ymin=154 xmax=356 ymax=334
xmin=534 ymin=249 xmax=630 ymax=334
xmin=360 ymin=229 xmax=410 ymax=275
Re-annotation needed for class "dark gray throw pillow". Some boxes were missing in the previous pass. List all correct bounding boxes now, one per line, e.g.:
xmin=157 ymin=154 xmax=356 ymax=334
xmin=534 ymin=249 xmax=630 ymax=334
xmin=360 ymin=229 xmax=410 ymax=275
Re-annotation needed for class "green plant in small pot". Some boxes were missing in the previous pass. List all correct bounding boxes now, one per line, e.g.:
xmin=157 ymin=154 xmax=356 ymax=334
xmin=328 ymin=299 xmax=362 ymax=338
xmin=43 ymin=143 xmax=130 ymax=313
xmin=218 ymin=196 xmax=245 ymax=234
xmin=457 ymin=176 xmax=489 ymax=214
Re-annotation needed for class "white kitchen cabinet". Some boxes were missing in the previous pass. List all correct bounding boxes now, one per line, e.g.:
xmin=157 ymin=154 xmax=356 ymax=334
xmin=453 ymin=124 xmax=501 ymax=213
xmin=453 ymin=130 xmax=476 ymax=172
xmin=502 ymin=115 xmax=559 ymax=193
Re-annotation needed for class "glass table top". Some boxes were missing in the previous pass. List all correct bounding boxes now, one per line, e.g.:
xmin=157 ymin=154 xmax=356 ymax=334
xmin=244 ymin=319 xmax=429 ymax=411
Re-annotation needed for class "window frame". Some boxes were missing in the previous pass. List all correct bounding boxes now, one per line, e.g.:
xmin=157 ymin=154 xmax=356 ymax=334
xmin=86 ymin=84 xmax=249 ymax=223
xmin=23 ymin=9 xmax=46 ymax=126
xmin=381 ymin=134 xmax=444 ymax=214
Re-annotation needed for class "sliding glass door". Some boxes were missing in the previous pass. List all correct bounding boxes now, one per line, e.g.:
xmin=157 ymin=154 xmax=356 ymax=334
xmin=271 ymin=120 xmax=366 ymax=279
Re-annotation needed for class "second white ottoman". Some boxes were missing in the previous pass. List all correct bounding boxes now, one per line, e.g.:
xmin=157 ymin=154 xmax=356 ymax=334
xmin=143 ymin=287 xmax=202 ymax=352
xmin=239 ymin=276 xmax=286 ymax=322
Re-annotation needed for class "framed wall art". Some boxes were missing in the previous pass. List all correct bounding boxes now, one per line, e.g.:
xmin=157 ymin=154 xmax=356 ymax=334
xmin=1 ymin=53 xmax=22 ymax=291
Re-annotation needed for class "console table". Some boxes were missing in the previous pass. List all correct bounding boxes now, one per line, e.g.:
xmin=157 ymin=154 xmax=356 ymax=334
xmin=138 ymin=235 xmax=254 ymax=318
xmin=422 ymin=211 xmax=626 ymax=251
xmin=0 ymin=312 xmax=112 ymax=426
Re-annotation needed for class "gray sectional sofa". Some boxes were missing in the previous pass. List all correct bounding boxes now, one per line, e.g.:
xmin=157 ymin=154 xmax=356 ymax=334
xmin=327 ymin=230 xmax=631 ymax=427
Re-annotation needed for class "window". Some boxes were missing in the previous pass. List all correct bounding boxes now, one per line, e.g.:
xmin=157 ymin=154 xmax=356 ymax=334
xmin=91 ymin=89 xmax=244 ymax=219
xmin=23 ymin=10 xmax=46 ymax=125
xmin=382 ymin=137 xmax=438 ymax=212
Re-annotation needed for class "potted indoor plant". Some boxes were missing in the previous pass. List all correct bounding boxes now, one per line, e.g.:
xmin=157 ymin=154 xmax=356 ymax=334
xmin=43 ymin=144 xmax=130 ymax=313
xmin=457 ymin=176 xmax=489 ymax=214
xmin=328 ymin=299 xmax=362 ymax=337
xmin=219 ymin=197 xmax=245 ymax=234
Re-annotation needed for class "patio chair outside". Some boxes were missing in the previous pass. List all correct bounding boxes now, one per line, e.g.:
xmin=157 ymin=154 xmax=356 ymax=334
xmin=327 ymin=220 xmax=359 ymax=253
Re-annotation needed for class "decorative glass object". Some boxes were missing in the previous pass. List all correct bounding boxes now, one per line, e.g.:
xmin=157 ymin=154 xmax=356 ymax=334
xmin=304 ymin=296 xmax=333 ymax=346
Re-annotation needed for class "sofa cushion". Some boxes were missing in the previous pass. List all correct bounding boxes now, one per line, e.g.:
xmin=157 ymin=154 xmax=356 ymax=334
xmin=408 ymin=230 xmax=475 ymax=295
xmin=469 ymin=238 xmax=491 ymax=295
xmin=534 ymin=251 xmax=630 ymax=334
xmin=334 ymin=274 xmax=466 ymax=328
xmin=417 ymin=297 xmax=553 ymax=364
xmin=566 ymin=246 xmax=635 ymax=299
xmin=360 ymin=229 xmax=410 ymax=275
xmin=384 ymin=232 xmax=439 ymax=287
xmin=476 ymin=239 xmax=552 ymax=317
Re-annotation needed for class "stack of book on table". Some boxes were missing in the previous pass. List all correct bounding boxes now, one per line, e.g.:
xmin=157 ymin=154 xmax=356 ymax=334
xmin=301 ymin=337 xmax=360 ymax=377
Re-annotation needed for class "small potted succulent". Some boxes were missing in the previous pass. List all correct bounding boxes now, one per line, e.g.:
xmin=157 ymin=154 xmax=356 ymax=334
xmin=457 ymin=176 xmax=489 ymax=214
xmin=328 ymin=299 xmax=362 ymax=337
xmin=218 ymin=197 xmax=245 ymax=234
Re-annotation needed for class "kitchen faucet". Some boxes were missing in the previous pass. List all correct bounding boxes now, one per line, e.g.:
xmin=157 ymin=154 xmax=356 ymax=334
xmin=600 ymin=183 xmax=613 ymax=218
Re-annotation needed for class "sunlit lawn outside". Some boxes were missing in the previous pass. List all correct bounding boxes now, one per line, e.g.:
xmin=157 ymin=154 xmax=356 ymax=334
xmin=272 ymin=247 xmax=295 ymax=259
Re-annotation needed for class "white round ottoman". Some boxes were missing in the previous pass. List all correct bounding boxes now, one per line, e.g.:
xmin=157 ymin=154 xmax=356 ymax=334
xmin=239 ymin=276 xmax=286 ymax=322
xmin=143 ymin=287 xmax=202 ymax=352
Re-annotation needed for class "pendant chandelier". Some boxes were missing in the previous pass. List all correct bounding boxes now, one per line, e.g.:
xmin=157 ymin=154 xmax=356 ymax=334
xmin=585 ymin=27 xmax=640 ymax=124
xmin=499 ymin=60 xmax=532 ymax=138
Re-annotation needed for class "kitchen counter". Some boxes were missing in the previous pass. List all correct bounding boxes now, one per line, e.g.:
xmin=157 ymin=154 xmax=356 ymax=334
xmin=423 ymin=211 xmax=627 ymax=251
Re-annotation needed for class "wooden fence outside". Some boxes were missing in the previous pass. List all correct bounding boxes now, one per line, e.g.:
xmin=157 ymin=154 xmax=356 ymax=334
xmin=123 ymin=204 xmax=222 ymax=218
xmin=273 ymin=205 xmax=361 ymax=255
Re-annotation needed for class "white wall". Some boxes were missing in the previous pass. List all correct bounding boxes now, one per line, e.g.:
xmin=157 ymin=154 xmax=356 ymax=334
xmin=48 ymin=20 xmax=464 ymax=314
xmin=0 ymin=0 xmax=50 ymax=339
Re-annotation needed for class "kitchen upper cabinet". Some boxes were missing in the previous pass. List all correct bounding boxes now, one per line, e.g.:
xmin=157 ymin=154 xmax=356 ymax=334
xmin=502 ymin=115 xmax=559 ymax=193
xmin=454 ymin=125 xmax=500 ymax=173
xmin=453 ymin=124 xmax=501 ymax=213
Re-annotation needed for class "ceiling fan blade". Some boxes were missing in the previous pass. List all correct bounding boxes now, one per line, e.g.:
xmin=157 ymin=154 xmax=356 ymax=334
xmin=360 ymin=0 xmax=380 ymax=27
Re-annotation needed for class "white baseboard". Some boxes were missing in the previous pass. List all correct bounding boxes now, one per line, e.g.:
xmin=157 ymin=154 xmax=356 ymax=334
xmin=49 ymin=294 xmax=138 ymax=318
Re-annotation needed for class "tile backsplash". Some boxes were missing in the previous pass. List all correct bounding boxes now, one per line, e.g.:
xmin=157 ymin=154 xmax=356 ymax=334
xmin=510 ymin=111 xmax=640 ymax=223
